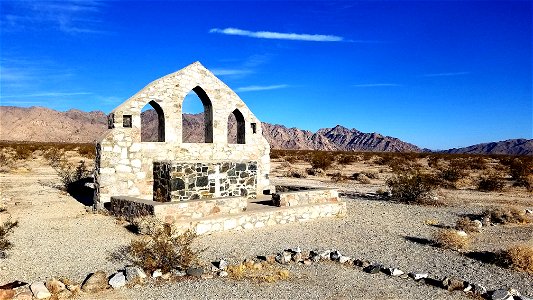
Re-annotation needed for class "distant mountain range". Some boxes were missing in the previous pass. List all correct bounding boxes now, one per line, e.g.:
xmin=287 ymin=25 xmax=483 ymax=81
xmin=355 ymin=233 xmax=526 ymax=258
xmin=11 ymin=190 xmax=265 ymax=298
xmin=0 ymin=106 xmax=531 ymax=155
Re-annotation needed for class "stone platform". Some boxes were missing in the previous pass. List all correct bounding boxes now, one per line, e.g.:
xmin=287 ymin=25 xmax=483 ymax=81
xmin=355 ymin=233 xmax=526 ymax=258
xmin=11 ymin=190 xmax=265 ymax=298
xmin=110 ymin=188 xmax=346 ymax=235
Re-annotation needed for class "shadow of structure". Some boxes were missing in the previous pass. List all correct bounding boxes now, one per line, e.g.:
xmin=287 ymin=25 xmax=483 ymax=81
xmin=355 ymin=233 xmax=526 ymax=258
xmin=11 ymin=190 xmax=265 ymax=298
xmin=67 ymin=177 xmax=94 ymax=207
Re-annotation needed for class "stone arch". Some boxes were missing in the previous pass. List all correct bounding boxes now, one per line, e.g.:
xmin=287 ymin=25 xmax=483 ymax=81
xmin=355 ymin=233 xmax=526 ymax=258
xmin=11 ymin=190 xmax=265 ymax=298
xmin=228 ymin=108 xmax=245 ymax=144
xmin=141 ymin=100 xmax=165 ymax=142
xmin=182 ymin=86 xmax=213 ymax=143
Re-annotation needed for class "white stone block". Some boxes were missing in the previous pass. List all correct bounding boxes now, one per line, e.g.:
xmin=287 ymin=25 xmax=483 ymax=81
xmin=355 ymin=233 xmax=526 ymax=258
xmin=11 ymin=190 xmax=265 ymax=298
xmin=131 ymin=159 xmax=142 ymax=168
xmin=196 ymin=223 xmax=212 ymax=235
xmin=116 ymin=165 xmax=132 ymax=173
xmin=223 ymin=219 xmax=237 ymax=230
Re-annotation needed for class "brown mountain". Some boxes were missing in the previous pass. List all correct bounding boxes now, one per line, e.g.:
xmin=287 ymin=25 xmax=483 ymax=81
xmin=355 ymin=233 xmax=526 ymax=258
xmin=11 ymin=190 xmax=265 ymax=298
xmin=443 ymin=139 xmax=533 ymax=155
xmin=2 ymin=106 xmax=530 ymax=155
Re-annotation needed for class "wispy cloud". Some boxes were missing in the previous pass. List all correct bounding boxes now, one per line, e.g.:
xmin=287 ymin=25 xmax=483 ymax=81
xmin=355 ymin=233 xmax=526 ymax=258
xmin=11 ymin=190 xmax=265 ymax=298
xmin=236 ymin=84 xmax=289 ymax=92
xmin=353 ymin=83 xmax=403 ymax=87
xmin=211 ymin=68 xmax=253 ymax=76
xmin=210 ymin=27 xmax=345 ymax=42
xmin=423 ymin=72 xmax=470 ymax=77
xmin=2 ymin=0 xmax=106 ymax=34
xmin=0 ymin=92 xmax=92 ymax=99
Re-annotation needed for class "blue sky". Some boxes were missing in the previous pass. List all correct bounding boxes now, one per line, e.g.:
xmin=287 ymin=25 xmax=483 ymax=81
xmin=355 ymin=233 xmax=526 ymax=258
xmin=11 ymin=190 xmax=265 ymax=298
xmin=1 ymin=0 xmax=531 ymax=150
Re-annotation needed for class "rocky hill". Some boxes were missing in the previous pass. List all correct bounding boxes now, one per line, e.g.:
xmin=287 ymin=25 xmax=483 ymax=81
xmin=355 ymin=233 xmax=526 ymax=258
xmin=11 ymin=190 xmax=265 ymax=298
xmin=1 ymin=106 xmax=530 ymax=154
xmin=443 ymin=139 xmax=533 ymax=155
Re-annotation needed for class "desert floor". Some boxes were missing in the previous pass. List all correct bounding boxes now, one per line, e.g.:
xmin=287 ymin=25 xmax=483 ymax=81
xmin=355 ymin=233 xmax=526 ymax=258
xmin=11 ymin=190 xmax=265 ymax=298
xmin=1 ymin=154 xmax=532 ymax=299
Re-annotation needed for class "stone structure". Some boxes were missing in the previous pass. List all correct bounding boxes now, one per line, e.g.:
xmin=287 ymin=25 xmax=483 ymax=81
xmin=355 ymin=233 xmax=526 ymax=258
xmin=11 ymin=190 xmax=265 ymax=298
xmin=94 ymin=62 xmax=270 ymax=208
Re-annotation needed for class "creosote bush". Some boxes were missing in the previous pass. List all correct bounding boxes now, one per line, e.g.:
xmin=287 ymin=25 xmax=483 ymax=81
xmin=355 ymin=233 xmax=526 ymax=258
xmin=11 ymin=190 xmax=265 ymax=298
xmin=498 ymin=244 xmax=533 ymax=274
xmin=386 ymin=170 xmax=437 ymax=204
xmin=433 ymin=229 xmax=471 ymax=251
xmin=455 ymin=217 xmax=481 ymax=233
xmin=477 ymin=172 xmax=505 ymax=192
xmin=125 ymin=226 xmax=199 ymax=274
xmin=308 ymin=151 xmax=334 ymax=170
xmin=0 ymin=219 xmax=19 ymax=258
xmin=482 ymin=207 xmax=532 ymax=225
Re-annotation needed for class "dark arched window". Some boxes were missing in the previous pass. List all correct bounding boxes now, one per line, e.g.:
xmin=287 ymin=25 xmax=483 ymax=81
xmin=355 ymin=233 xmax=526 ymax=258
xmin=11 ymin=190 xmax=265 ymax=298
xmin=182 ymin=86 xmax=213 ymax=143
xmin=140 ymin=100 xmax=165 ymax=142
xmin=228 ymin=109 xmax=245 ymax=144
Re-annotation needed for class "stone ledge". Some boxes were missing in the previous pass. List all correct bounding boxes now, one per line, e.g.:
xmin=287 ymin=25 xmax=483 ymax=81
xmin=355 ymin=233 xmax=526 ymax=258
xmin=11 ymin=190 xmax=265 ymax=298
xmin=173 ymin=201 xmax=347 ymax=235
xmin=273 ymin=188 xmax=339 ymax=207
xmin=110 ymin=195 xmax=247 ymax=222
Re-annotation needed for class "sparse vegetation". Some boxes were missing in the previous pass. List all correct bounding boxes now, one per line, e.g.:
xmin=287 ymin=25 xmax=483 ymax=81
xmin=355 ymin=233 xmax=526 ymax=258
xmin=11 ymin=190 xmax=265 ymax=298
xmin=434 ymin=229 xmax=471 ymax=251
xmin=308 ymin=151 xmax=334 ymax=170
xmin=498 ymin=244 xmax=533 ymax=274
xmin=54 ymin=160 xmax=92 ymax=192
xmin=0 ymin=219 xmax=19 ymax=258
xmin=482 ymin=207 xmax=532 ymax=225
xmin=226 ymin=261 xmax=290 ymax=283
xmin=477 ymin=172 xmax=505 ymax=192
xmin=124 ymin=226 xmax=200 ymax=273
xmin=455 ymin=217 xmax=481 ymax=233
xmin=386 ymin=170 xmax=437 ymax=204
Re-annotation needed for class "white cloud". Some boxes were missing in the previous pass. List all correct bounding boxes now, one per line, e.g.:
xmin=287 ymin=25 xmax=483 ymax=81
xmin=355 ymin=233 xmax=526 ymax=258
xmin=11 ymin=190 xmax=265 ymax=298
xmin=2 ymin=0 xmax=106 ymax=34
xmin=211 ymin=68 xmax=253 ymax=76
xmin=210 ymin=27 xmax=344 ymax=42
xmin=423 ymin=72 xmax=470 ymax=77
xmin=236 ymin=84 xmax=289 ymax=92
xmin=353 ymin=83 xmax=403 ymax=87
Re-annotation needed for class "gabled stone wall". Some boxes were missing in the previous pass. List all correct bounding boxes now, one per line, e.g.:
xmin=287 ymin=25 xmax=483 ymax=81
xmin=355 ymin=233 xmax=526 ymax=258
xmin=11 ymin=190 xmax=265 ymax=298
xmin=94 ymin=62 xmax=270 ymax=208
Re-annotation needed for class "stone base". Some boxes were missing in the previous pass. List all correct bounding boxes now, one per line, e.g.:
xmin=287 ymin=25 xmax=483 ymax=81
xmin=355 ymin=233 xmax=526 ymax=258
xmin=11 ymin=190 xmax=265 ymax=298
xmin=175 ymin=201 xmax=347 ymax=235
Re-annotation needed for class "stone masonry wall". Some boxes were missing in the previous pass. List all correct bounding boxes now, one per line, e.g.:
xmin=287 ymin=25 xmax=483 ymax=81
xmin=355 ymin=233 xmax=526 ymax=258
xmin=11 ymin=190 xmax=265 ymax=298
xmin=110 ymin=196 xmax=247 ymax=223
xmin=273 ymin=189 xmax=339 ymax=207
xmin=153 ymin=161 xmax=257 ymax=202
xmin=94 ymin=62 xmax=270 ymax=208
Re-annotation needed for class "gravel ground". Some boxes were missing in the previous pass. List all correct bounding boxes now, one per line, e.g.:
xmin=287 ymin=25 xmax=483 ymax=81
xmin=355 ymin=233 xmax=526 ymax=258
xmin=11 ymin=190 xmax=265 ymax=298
xmin=1 ymin=163 xmax=532 ymax=299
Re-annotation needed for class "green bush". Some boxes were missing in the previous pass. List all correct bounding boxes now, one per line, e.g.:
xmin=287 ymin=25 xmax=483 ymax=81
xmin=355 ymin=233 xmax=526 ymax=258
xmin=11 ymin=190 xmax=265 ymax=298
xmin=386 ymin=170 xmax=437 ymax=204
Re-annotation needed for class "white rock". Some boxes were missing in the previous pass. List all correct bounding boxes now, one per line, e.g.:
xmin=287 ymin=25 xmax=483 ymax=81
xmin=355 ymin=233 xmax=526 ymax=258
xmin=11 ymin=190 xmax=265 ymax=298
xmin=109 ymin=272 xmax=126 ymax=289
xmin=525 ymin=209 xmax=533 ymax=215
xmin=219 ymin=271 xmax=228 ymax=277
xmin=218 ymin=259 xmax=228 ymax=270
xmin=456 ymin=230 xmax=468 ymax=237
xmin=389 ymin=268 xmax=405 ymax=276
xmin=30 ymin=282 xmax=51 ymax=300
xmin=339 ymin=256 xmax=352 ymax=264
xmin=125 ymin=266 xmax=147 ymax=282
xmin=319 ymin=250 xmax=331 ymax=259
xmin=409 ymin=272 xmax=428 ymax=280
xmin=152 ymin=269 xmax=163 ymax=278
xmin=473 ymin=220 xmax=483 ymax=228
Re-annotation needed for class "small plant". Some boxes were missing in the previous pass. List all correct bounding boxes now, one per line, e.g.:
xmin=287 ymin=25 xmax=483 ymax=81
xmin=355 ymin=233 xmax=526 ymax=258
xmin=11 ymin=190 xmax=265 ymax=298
xmin=285 ymin=168 xmax=307 ymax=178
xmin=433 ymin=229 xmax=470 ymax=251
xmin=455 ymin=217 xmax=481 ymax=233
xmin=305 ymin=167 xmax=324 ymax=176
xmin=352 ymin=173 xmax=371 ymax=184
xmin=386 ymin=170 xmax=437 ymax=204
xmin=482 ymin=207 xmax=532 ymax=224
xmin=0 ymin=152 xmax=14 ymax=173
xmin=497 ymin=244 xmax=533 ymax=274
xmin=54 ymin=160 xmax=91 ymax=192
xmin=124 ymin=226 xmax=199 ymax=274
xmin=477 ymin=172 xmax=505 ymax=192
xmin=329 ymin=172 xmax=347 ymax=183
xmin=0 ymin=219 xmax=19 ymax=258
xmin=308 ymin=152 xmax=334 ymax=170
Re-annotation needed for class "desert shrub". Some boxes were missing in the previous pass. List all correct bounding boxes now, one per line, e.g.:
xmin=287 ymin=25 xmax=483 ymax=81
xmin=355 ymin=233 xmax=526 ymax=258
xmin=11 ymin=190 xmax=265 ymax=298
xmin=284 ymin=156 xmax=298 ymax=164
xmin=467 ymin=156 xmax=487 ymax=170
xmin=0 ymin=152 xmax=14 ymax=173
xmin=308 ymin=152 xmax=334 ymax=170
xmin=455 ymin=217 xmax=481 ymax=233
xmin=482 ymin=207 xmax=532 ymax=224
xmin=329 ymin=172 xmax=347 ymax=182
xmin=477 ymin=172 xmax=505 ymax=192
xmin=497 ymin=244 xmax=533 ymax=274
xmin=77 ymin=145 xmax=95 ymax=159
xmin=386 ymin=170 xmax=437 ymax=204
xmin=437 ymin=161 xmax=468 ymax=188
xmin=351 ymin=173 xmax=371 ymax=184
xmin=306 ymin=167 xmax=324 ymax=176
xmin=285 ymin=169 xmax=307 ymax=178
xmin=362 ymin=170 xmax=379 ymax=179
xmin=433 ymin=229 xmax=471 ymax=251
xmin=502 ymin=157 xmax=533 ymax=188
xmin=125 ymin=226 xmax=199 ymax=273
xmin=337 ymin=154 xmax=357 ymax=165
xmin=13 ymin=145 xmax=34 ymax=160
xmin=54 ymin=160 xmax=92 ymax=192
xmin=0 ymin=219 xmax=19 ymax=258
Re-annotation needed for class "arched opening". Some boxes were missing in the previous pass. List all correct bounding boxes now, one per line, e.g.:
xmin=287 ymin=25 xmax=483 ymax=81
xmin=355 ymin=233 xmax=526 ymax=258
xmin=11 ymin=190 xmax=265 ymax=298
xmin=182 ymin=86 xmax=213 ymax=143
xmin=228 ymin=109 xmax=245 ymax=144
xmin=140 ymin=100 xmax=165 ymax=142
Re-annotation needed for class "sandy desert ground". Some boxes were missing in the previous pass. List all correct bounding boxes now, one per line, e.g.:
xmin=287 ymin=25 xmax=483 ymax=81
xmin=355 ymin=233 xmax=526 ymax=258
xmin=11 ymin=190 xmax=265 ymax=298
xmin=0 ymin=148 xmax=532 ymax=299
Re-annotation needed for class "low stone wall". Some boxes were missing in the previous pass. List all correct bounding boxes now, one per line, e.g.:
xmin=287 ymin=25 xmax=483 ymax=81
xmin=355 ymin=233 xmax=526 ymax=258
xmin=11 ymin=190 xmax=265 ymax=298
xmin=272 ymin=188 xmax=339 ymax=207
xmin=110 ymin=196 xmax=247 ymax=222
xmin=175 ymin=201 xmax=347 ymax=235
